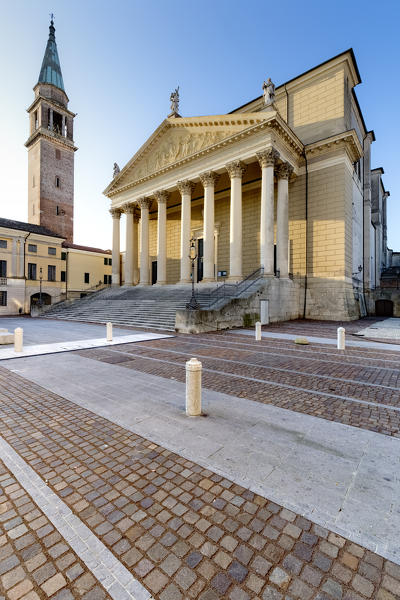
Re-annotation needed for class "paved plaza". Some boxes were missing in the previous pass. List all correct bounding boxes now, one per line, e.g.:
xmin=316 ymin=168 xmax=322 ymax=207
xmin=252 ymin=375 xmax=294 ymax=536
xmin=0 ymin=317 xmax=400 ymax=599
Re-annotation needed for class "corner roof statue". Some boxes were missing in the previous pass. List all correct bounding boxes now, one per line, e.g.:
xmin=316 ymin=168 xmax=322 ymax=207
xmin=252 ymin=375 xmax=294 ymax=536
xmin=169 ymin=86 xmax=180 ymax=117
xmin=113 ymin=163 xmax=120 ymax=178
xmin=262 ymin=77 xmax=275 ymax=106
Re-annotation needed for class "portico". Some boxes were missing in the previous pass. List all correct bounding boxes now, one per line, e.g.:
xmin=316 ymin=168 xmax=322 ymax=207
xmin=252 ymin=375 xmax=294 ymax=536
xmin=106 ymin=111 xmax=301 ymax=289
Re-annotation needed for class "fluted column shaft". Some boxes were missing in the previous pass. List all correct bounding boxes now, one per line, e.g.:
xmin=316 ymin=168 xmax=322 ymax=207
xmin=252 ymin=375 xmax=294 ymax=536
xmin=276 ymin=163 xmax=293 ymax=278
xmin=138 ymin=198 xmax=151 ymax=286
xmin=124 ymin=205 xmax=135 ymax=286
xmin=110 ymin=209 xmax=121 ymax=286
xmin=257 ymin=149 xmax=279 ymax=275
xmin=226 ymin=161 xmax=245 ymax=281
xmin=155 ymin=191 xmax=168 ymax=285
xmin=200 ymin=172 xmax=218 ymax=282
xmin=178 ymin=181 xmax=193 ymax=283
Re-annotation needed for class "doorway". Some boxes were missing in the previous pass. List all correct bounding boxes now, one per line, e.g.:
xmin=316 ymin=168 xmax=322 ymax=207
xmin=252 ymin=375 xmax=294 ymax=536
xmin=197 ymin=239 xmax=204 ymax=282
xmin=375 ymin=299 xmax=393 ymax=317
xmin=152 ymin=261 xmax=157 ymax=285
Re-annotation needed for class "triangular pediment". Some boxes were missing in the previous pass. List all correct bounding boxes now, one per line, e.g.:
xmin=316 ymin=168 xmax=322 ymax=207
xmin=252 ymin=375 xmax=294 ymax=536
xmin=105 ymin=113 xmax=270 ymax=195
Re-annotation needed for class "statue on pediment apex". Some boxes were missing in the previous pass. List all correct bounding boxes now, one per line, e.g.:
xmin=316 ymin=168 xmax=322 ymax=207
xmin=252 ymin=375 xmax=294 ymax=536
xmin=113 ymin=163 xmax=120 ymax=178
xmin=169 ymin=86 xmax=181 ymax=117
xmin=263 ymin=77 xmax=275 ymax=106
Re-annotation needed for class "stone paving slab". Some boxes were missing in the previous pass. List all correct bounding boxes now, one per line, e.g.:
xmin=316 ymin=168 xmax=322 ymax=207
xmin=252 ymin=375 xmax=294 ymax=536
xmin=1 ymin=366 xmax=400 ymax=599
xmin=0 ymin=333 xmax=172 ymax=361
xmin=5 ymin=353 xmax=400 ymax=563
xmin=231 ymin=329 xmax=400 ymax=351
xmin=0 ymin=458 xmax=112 ymax=599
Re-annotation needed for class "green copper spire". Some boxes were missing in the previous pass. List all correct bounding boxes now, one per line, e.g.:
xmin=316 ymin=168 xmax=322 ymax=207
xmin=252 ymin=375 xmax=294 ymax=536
xmin=37 ymin=17 xmax=65 ymax=91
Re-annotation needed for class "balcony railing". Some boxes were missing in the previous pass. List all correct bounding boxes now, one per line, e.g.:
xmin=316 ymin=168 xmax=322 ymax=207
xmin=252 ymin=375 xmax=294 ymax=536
xmin=0 ymin=277 xmax=7 ymax=286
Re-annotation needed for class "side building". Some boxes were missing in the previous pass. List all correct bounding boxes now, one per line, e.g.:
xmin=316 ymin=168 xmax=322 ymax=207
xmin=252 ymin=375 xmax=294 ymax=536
xmin=0 ymin=218 xmax=112 ymax=316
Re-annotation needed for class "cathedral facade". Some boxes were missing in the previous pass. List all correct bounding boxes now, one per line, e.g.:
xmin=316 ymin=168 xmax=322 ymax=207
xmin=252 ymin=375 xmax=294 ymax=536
xmin=105 ymin=49 xmax=391 ymax=323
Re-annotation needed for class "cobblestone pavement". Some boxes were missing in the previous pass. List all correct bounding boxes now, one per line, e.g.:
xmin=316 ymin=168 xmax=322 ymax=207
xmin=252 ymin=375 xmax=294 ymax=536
xmin=0 ymin=459 xmax=110 ymax=600
xmin=78 ymin=327 xmax=400 ymax=438
xmin=0 ymin=366 xmax=400 ymax=600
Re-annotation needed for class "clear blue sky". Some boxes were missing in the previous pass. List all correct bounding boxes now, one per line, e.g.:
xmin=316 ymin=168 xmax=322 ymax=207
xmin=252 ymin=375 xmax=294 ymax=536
xmin=0 ymin=0 xmax=398 ymax=251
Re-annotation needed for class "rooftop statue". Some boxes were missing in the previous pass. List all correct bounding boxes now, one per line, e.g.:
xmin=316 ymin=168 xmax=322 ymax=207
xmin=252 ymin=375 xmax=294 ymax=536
xmin=113 ymin=163 xmax=120 ymax=178
xmin=262 ymin=77 xmax=275 ymax=106
xmin=169 ymin=86 xmax=180 ymax=117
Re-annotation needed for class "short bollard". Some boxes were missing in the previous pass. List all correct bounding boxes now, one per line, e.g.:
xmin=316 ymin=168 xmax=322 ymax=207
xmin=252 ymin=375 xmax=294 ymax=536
xmin=106 ymin=322 xmax=112 ymax=342
xmin=255 ymin=321 xmax=262 ymax=341
xmin=186 ymin=358 xmax=202 ymax=416
xmin=14 ymin=328 xmax=23 ymax=353
xmin=337 ymin=326 xmax=345 ymax=350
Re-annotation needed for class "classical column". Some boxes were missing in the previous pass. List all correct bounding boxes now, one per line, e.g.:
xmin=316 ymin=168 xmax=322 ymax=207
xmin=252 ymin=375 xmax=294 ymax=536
xmin=276 ymin=162 xmax=293 ymax=278
xmin=257 ymin=148 xmax=279 ymax=275
xmin=200 ymin=171 xmax=218 ymax=283
xmin=226 ymin=160 xmax=246 ymax=281
xmin=49 ymin=108 xmax=53 ymax=131
xmin=110 ymin=208 xmax=121 ymax=285
xmin=177 ymin=180 xmax=194 ymax=284
xmin=138 ymin=198 xmax=152 ymax=285
xmin=154 ymin=190 xmax=169 ymax=285
xmin=133 ymin=215 xmax=139 ymax=284
xmin=124 ymin=204 xmax=135 ymax=286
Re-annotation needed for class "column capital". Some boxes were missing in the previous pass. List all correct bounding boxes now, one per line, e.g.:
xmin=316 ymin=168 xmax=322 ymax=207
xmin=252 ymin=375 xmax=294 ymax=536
xmin=199 ymin=171 xmax=219 ymax=187
xmin=153 ymin=190 xmax=169 ymax=204
xmin=226 ymin=160 xmax=246 ymax=179
xmin=109 ymin=208 xmax=122 ymax=219
xmin=123 ymin=203 xmax=136 ymax=214
xmin=276 ymin=162 xmax=294 ymax=180
xmin=177 ymin=180 xmax=194 ymax=195
xmin=256 ymin=148 xmax=280 ymax=169
xmin=137 ymin=197 xmax=152 ymax=210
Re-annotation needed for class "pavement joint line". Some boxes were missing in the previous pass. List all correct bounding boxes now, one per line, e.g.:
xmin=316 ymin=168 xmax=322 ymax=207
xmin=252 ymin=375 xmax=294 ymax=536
xmin=121 ymin=343 xmax=400 ymax=391
xmin=0 ymin=332 xmax=173 ymax=361
xmin=106 ymin=347 xmax=400 ymax=413
xmin=173 ymin=336 xmax=400 ymax=372
xmin=0 ymin=433 xmax=153 ymax=600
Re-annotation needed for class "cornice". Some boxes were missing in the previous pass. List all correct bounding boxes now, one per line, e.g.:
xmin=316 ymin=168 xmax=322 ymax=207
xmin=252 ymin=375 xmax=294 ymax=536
xmin=26 ymin=95 xmax=75 ymax=118
xmin=25 ymin=127 xmax=77 ymax=152
xmin=105 ymin=112 xmax=304 ymax=198
xmin=305 ymin=130 xmax=363 ymax=163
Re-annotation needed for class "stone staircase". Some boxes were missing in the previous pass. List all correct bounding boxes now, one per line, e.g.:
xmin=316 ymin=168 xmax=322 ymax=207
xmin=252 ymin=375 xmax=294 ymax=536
xmin=42 ymin=270 xmax=266 ymax=332
xmin=42 ymin=285 xmax=215 ymax=332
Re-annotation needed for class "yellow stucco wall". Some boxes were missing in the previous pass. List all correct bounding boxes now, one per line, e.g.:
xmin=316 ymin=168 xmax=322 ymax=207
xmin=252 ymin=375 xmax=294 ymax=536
xmin=66 ymin=250 xmax=112 ymax=291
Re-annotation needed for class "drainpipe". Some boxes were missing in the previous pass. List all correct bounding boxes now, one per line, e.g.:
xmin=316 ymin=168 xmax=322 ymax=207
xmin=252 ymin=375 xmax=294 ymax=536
xmin=303 ymin=151 xmax=309 ymax=319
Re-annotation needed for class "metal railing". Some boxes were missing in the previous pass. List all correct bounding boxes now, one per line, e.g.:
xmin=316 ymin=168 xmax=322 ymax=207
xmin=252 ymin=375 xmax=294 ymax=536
xmin=0 ymin=277 xmax=6 ymax=286
xmin=205 ymin=267 xmax=264 ymax=309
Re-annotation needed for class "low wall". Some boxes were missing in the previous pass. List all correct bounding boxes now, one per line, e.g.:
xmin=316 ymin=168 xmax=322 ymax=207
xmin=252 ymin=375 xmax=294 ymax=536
xmin=365 ymin=289 xmax=400 ymax=317
xmin=175 ymin=278 xmax=304 ymax=334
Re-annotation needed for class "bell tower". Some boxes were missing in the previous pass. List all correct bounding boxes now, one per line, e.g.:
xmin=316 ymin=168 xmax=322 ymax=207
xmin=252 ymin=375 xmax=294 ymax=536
xmin=25 ymin=17 xmax=77 ymax=243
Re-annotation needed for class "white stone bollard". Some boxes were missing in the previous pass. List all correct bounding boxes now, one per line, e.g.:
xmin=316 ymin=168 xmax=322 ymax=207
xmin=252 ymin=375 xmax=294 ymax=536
xmin=106 ymin=322 xmax=113 ymax=342
xmin=14 ymin=328 xmax=23 ymax=353
xmin=337 ymin=327 xmax=345 ymax=350
xmin=186 ymin=358 xmax=202 ymax=416
xmin=255 ymin=321 xmax=262 ymax=341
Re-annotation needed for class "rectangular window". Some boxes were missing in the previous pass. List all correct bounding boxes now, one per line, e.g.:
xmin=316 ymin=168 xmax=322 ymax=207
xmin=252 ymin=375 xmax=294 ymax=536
xmin=0 ymin=261 xmax=6 ymax=278
xmin=109 ymin=258 xmax=112 ymax=266
xmin=48 ymin=265 xmax=56 ymax=282
xmin=0 ymin=240 xmax=7 ymax=249
xmin=104 ymin=257 xmax=107 ymax=265
xmin=28 ymin=263 xmax=37 ymax=280
xmin=55 ymin=149 xmax=61 ymax=160
xmin=84 ymin=272 xmax=90 ymax=284
xmin=61 ymin=252 xmax=66 ymax=261
xmin=55 ymin=176 xmax=60 ymax=188
xmin=0 ymin=291 xmax=6 ymax=306
xmin=48 ymin=247 xmax=56 ymax=255
xmin=28 ymin=244 xmax=37 ymax=253
xmin=61 ymin=270 xmax=66 ymax=282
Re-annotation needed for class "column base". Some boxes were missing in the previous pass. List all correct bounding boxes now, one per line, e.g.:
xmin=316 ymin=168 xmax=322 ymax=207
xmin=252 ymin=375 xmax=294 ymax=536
xmin=124 ymin=281 xmax=134 ymax=286
xmin=154 ymin=281 xmax=167 ymax=286
xmin=137 ymin=282 xmax=150 ymax=287
xmin=226 ymin=275 xmax=242 ymax=283
xmin=200 ymin=277 xmax=216 ymax=284
xmin=178 ymin=279 xmax=191 ymax=285
xmin=262 ymin=272 xmax=275 ymax=278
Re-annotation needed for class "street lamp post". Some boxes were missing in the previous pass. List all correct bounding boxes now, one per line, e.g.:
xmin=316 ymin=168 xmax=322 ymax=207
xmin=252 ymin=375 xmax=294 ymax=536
xmin=187 ymin=238 xmax=200 ymax=310
xmin=39 ymin=267 xmax=43 ymax=307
